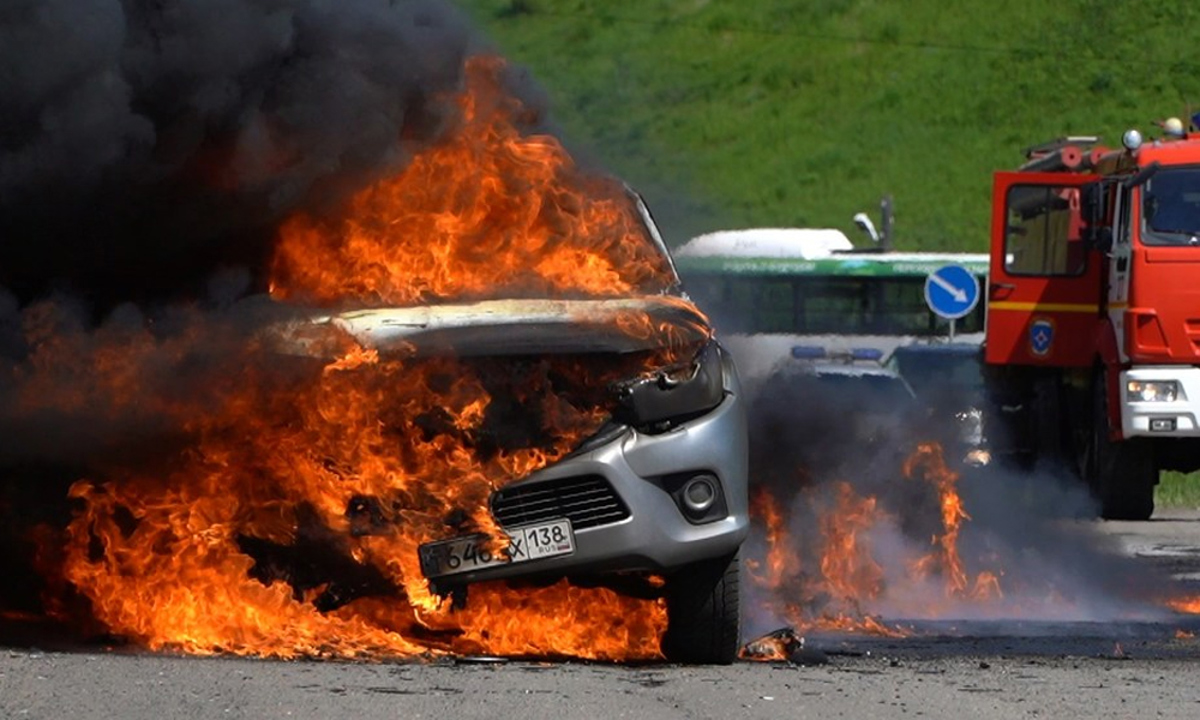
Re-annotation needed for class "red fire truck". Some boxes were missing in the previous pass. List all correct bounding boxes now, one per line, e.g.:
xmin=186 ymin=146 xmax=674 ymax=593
xmin=984 ymin=118 xmax=1200 ymax=520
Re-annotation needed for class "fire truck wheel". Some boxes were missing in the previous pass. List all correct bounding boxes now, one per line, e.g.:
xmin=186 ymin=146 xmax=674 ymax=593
xmin=1090 ymin=378 xmax=1156 ymax=521
xmin=662 ymin=551 xmax=741 ymax=664
xmin=1096 ymin=439 xmax=1155 ymax=521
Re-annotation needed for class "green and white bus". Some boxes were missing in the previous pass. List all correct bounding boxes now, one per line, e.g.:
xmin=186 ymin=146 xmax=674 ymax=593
xmin=672 ymin=228 xmax=989 ymax=381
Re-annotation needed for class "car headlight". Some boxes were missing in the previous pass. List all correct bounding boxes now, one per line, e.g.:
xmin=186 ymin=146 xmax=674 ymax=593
xmin=614 ymin=342 xmax=725 ymax=429
xmin=1127 ymin=380 xmax=1179 ymax=403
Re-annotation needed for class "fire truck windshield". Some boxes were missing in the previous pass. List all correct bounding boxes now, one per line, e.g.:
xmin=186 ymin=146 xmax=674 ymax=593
xmin=1142 ymin=167 xmax=1200 ymax=244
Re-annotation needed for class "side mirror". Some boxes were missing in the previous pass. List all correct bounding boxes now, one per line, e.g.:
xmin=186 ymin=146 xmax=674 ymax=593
xmin=1084 ymin=226 xmax=1113 ymax=252
xmin=1080 ymin=183 xmax=1101 ymax=218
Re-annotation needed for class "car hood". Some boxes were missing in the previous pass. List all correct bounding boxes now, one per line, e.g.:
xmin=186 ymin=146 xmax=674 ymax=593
xmin=281 ymin=296 xmax=712 ymax=358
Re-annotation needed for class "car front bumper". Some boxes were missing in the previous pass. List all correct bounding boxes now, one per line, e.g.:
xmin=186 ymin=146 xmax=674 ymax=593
xmin=424 ymin=379 xmax=750 ymax=586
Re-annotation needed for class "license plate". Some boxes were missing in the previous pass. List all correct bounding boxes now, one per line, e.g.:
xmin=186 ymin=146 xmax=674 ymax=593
xmin=417 ymin=519 xmax=575 ymax=579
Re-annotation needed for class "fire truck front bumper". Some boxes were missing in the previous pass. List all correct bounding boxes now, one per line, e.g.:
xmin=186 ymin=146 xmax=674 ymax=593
xmin=1121 ymin=366 xmax=1200 ymax=437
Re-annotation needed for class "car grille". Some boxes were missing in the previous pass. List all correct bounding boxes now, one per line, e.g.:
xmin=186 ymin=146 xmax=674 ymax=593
xmin=491 ymin=475 xmax=630 ymax=531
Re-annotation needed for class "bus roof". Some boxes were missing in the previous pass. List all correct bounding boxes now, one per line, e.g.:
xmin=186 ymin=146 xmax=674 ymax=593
xmin=675 ymin=228 xmax=854 ymax=260
xmin=673 ymin=227 xmax=988 ymax=276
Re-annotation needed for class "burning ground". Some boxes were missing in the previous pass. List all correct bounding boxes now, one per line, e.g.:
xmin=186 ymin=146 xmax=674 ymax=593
xmin=737 ymin=365 xmax=1200 ymax=658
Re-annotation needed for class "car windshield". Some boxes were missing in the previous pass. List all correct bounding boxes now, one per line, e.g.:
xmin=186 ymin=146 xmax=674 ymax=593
xmin=1143 ymin=167 xmax=1200 ymax=244
xmin=889 ymin=347 xmax=984 ymax=402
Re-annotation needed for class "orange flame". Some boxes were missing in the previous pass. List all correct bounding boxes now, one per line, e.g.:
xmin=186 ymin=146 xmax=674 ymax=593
xmin=818 ymin=482 xmax=885 ymax=605
xmin=41 ymin=54 xmax=704 ymax=661
xmin=905 ymin=442 xmax=1002 ymax=600
xmin=744 ymin=442 xmax=1012 ymax=647
xmin=56 ymin=324 xmax=678 ymax=660
xmin=747 ymin=482 xmax=901 ymax=637
xmin=270 ymin=56 xmax=675 ymax=308
xmin=1168 ymin=596 xmax=1200 ymax=614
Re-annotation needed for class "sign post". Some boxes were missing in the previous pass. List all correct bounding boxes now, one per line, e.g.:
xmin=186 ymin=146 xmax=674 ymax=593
xmin=924 ymin=264 xmax=981 ymax=340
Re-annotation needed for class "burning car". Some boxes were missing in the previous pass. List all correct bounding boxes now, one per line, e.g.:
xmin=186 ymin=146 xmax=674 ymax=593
xmin=8 ymin=57 xmax=746 ymax=665
xmin=267 ymin=190 xmax=750 ymax=664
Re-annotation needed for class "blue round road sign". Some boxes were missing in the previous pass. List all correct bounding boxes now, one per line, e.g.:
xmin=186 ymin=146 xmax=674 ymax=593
xmin=924 ymin=264 xmax=980 ymax=320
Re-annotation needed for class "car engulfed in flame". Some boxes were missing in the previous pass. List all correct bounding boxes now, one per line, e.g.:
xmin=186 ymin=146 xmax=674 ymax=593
xmin=26 ymin=56 xmax=748 ymax=665
xmin=270 ymin=288 xmax=750 ymax=664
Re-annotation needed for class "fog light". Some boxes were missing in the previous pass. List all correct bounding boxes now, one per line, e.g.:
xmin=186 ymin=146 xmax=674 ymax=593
xmin=682 ymin=475 xmax=717 ymax=513
xmin=1127 ymin=380 xmax=1179 ymax=402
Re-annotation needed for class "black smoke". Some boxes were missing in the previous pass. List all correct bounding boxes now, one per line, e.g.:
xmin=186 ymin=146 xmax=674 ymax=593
xmin=0 ymin=0 xmax=531 ymax=312
xmin=0 ymin=0 xmax=528 ymax=496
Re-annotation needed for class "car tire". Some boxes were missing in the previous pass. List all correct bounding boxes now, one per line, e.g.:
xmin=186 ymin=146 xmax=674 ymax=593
xmin=661 ymin=551 xmax=740 ymax=664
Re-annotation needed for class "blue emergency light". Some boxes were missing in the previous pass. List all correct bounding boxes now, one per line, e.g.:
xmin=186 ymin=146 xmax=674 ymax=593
xmin=850 ymin=348 xmax=884 ymax=361
xmin=790 ymin=346 xmax=883 ymax=362
xmin=791 ymin=345 xmax=826 ymax=359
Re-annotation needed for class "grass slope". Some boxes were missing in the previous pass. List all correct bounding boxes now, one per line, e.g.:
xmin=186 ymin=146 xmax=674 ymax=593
xmin=457 ymin=0 xmax=1200 ymax=248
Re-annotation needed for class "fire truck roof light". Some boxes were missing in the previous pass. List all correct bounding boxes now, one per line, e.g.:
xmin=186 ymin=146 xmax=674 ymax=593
xmin=1122 ymin=129 xmax=1144 ymax=151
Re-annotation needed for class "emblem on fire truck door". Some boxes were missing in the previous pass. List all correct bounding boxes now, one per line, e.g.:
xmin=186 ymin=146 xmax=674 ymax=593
xmin=1029 ymin=317 xmax=1054 ymax=357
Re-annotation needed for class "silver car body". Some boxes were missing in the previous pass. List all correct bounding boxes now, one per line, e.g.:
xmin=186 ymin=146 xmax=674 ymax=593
xmin=296 ymin=297 xmax=750 ymax=586
xmin=429 ymin=341 xmax=747 ymax=585
xmin=284 ymin=203 xmax=750 ymax=588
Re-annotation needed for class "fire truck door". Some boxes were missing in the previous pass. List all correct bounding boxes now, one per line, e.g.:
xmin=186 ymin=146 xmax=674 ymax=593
xmin=985 ymin=172 xmax=1103 ymax=367
xmin=1108 ymin=183 xmax=1133 ymax=362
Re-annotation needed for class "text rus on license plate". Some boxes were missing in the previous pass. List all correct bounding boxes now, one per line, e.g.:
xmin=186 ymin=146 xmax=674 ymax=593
xmin=418 ymin=519 xmax=575 ymax=579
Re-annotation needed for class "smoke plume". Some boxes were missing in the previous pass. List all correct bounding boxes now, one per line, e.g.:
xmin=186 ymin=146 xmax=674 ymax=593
xmin=0 ymin=0 xmax=538 ymax=310
xmin=0 ymin=0 xmax=555 ymax=624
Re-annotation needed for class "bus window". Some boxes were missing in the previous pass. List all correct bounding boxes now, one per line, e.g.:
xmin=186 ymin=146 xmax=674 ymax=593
xmin=800 ymin=279 xmax=861 ymax=333
xmin=683 ymin=272 xmax=985 ymax=336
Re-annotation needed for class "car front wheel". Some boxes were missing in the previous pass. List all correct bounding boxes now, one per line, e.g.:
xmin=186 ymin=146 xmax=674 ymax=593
xmin=661 ymin=551 xmax=741 ymax=664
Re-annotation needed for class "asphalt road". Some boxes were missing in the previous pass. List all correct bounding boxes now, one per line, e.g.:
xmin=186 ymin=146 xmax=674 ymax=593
xmin=3 ymin=511 xmax=1200 ymax=720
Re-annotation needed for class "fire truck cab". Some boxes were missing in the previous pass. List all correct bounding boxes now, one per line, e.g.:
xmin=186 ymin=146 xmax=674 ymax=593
xmin=984 ymin=120 xmax=1200 ymax=520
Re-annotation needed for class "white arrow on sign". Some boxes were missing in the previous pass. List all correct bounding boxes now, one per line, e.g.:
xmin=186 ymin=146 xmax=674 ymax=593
xmin=930 ymin=273 xmax=968 ymax=303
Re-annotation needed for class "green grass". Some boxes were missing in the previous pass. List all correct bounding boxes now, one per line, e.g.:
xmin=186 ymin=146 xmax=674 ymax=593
xmin=456 ymin=0 xmax=1200 ymax=247
xmin=1158 ymin=471 xmax=1200 ymax=509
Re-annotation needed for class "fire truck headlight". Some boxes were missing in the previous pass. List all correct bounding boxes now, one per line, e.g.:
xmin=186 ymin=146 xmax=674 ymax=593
xmin=1126 ymin=380 xmax=1179 ymax=403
